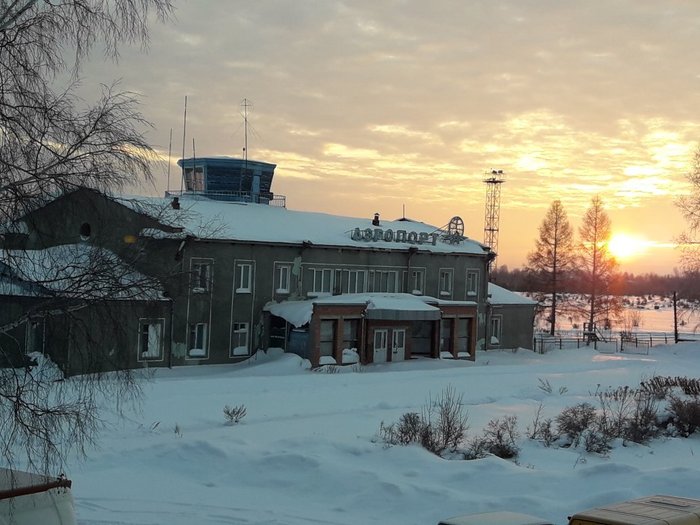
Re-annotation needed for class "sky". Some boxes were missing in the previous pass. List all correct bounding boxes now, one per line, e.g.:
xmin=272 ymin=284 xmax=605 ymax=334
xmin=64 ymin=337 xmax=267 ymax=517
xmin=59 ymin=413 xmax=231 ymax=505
xmin=76 ymin=0 xmax=700 ymax=275
xmin=62 ymin=337 xmax=700 ymax=524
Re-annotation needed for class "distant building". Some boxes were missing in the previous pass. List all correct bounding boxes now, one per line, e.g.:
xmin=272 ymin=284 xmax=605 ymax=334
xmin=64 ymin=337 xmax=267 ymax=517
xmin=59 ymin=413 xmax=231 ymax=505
xmin=487 ymin=283 xmax=537 ymax=350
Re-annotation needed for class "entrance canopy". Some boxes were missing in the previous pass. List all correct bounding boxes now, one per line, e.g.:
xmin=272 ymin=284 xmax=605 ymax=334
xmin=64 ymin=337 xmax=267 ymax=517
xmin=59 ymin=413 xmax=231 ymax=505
xmin=265 ymin=293 xmax=474 ymax=327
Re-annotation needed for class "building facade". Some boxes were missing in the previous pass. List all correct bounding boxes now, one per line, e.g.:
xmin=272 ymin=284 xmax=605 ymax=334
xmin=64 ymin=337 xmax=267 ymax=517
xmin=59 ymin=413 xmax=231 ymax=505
xmin=0 ymin=157 xmax=536 ymax=372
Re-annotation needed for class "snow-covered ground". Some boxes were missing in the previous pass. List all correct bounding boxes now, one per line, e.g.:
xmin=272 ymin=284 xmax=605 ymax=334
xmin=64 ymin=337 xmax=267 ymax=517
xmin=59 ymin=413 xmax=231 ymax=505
xmin=71 ymin=344 xmax=700 ymax=525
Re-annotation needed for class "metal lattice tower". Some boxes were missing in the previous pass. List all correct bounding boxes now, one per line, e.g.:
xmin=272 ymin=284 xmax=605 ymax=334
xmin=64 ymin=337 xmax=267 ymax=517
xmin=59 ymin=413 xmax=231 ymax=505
xmin=483 ymin=169 xmax=505 ymax=264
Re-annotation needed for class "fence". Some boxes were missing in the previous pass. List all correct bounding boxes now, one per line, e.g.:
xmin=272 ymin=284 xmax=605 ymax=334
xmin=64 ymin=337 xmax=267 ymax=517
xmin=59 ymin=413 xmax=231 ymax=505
xmin=533 ymin=331 xmax=677 ymax=355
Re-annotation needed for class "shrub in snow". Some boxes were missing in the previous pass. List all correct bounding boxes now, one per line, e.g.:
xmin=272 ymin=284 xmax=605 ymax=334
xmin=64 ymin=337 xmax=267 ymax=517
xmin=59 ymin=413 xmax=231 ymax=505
xmin=582 ymin=427 xmax=612 ymax=454
xmin=556 ymin=403 xmax=597 ymax=447
xmin=641 ymin=375 xmax=700 ymax=398
xmin=378 ymin=385 xmax=469 ymax=457
xmin=223 ymin=404 xmax=247 ymax=425
xmin=666 ymin=396 xmax=700 ymax=437
xmin=527 ymin=403 xmax=558 ymax=447
xmin=471 ymin=415 xmax=520 ymax=460
xmin=379 ymin=412 xmax=424 ymax=446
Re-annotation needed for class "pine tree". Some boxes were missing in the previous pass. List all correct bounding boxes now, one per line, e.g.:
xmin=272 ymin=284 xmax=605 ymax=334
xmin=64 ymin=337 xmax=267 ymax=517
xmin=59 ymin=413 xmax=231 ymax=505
xmin=527 ymin=200 xmax=575 ymax=335
xmin=578 ymin=196 xmax=619 ymax=342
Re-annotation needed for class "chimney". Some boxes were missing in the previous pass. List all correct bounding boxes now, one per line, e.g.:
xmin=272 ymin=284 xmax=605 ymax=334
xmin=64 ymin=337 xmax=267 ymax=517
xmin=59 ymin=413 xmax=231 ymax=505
xmin=171 ymin=197 xmax=180 ymax=210
xmin=372 ymin=212 xmax=380 ymax=226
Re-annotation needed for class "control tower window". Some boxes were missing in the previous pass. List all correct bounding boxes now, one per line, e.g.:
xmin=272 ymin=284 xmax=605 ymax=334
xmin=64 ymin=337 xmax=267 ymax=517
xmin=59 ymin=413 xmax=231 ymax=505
xmin=184 ymin=167 xmax=205 ymax=191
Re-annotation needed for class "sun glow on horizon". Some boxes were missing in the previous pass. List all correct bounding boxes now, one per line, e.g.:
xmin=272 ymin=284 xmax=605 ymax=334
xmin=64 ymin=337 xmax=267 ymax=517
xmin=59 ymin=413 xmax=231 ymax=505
xmin=607 ymin=232 xmax=650 ymax=261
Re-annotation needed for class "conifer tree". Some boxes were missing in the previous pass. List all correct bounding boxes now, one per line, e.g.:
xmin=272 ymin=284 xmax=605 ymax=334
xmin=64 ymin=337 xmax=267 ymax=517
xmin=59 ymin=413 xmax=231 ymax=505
xmin=527 ymin=200 xmax=575 ymax=335
xmin=578 ymin=195 xmax=619 ymax=341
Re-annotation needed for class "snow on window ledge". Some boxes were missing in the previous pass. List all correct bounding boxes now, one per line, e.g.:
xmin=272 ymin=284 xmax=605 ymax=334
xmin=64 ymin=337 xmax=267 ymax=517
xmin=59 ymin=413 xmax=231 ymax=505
xmin=342 ymin=348 xmax=359 ymax=364
xmin=232 ymin=346 xmax=249 ymax=356
xmin=319 ymin=355 xmax=336 ymax=365
xmin=188 ymin=348 xmax=207 ymax=358
xmin=440 ymin=291 xmax=451 ymax=297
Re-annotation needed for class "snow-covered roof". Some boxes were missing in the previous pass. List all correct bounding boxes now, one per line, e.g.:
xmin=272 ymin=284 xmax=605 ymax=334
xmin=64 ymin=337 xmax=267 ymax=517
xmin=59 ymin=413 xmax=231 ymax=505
xmin=265 ymin=293 xmax=476 ymax=327
xmin=123 ymin=195 xmax=489 ymax=255
xmin=0 ymin=244 xmax=166 ymax=300
xmin=488 ymin=283 xmax=537 ymax=306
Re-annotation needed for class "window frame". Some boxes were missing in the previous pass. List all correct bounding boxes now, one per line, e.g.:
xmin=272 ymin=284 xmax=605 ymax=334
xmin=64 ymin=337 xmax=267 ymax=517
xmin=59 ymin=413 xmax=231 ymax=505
xmin=490 ymin=315 xmax=503 ymax=347
xmin=309 ymin=267 xmax=333 ymax=296
xmin=236 ymin=262 xmax=253 ymax=293
xmin=275 ymin=264 xmax=292 ymax=294
xmin=439 ymin=268 xmax=453 ymax=298
xmin=138 ymin=318 xmax=165 ymax=361
xmin=190 ymin=259 xmax=212 ymax=293
xmin=466 ymin=269 xmax=480 ymax=298
xmin=369 ymin=269 xmax=398 ymax=293
xmin=409 ymin=268 xmax=424 ymax=295
xmin=231 ymin=322 xmax=250 ymax=357
xmin=188 ymin=322 xmax=209 ymax=358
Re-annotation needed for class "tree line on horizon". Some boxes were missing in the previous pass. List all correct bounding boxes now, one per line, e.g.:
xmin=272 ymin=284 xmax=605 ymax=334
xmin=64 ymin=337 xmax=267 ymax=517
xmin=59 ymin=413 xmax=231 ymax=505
xmin=491 ymin=265 xmax=700 ymax=300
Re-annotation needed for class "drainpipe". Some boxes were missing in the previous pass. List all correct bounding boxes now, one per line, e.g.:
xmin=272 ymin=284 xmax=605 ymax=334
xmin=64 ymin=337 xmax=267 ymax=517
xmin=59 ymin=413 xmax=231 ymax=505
xmin=167 ymin=298 xmax=174 ymax=369
xmin=406 ymin=246 xmax=417 ymax=292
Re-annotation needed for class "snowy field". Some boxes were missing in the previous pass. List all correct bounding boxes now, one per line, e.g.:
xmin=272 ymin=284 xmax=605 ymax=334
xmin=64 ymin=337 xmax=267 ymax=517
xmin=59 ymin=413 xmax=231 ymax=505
xmin=71 ymin=344 xmax=700 ymax=525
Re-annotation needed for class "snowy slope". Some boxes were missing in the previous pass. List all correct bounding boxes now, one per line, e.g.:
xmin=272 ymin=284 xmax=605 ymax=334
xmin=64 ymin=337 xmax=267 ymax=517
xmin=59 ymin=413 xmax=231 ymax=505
xmin=70 ymin=345 xmax=700 ymax=525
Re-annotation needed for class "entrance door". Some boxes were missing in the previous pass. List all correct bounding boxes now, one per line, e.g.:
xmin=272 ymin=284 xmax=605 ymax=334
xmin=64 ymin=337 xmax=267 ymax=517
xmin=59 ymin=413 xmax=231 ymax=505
xmin=391 ymin=329 xmax=406 ymax=361
xmin=373 ymin=329 xmax=388 ymax=363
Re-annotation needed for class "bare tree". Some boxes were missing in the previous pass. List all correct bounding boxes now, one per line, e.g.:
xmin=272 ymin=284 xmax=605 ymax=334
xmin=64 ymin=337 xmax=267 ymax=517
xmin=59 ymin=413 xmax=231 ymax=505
xmin=0 ymin=0 xmax=172 ymax=474
xmin=677 ymin=147 xmax=700 ymax=273
xmin=578 ymin=195 xmax=619 ymax=341
xmin=527 ymin=200 xmax=575 ymax=335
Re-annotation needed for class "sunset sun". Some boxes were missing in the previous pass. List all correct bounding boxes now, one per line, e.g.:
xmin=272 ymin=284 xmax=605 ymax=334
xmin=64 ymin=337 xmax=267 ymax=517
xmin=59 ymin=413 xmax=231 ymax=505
xmin=607 ymin=233 xmax=649 ymax=261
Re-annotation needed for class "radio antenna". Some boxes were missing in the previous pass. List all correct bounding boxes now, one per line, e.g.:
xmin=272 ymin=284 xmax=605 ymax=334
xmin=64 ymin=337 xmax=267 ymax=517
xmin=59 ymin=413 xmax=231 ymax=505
xmin=180 ymin=95 xmax=188 ymax=192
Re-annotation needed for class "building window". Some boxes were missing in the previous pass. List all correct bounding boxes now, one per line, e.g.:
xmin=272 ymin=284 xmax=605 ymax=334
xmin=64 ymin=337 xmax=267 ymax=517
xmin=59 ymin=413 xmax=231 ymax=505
xmin=342 ymin=319 xmax=359 ymax=350
xmin=231 ymin=323 xmax=249 ymax=356
xmin=466 ymin=270 xmax=480 ymax=297
xmin=490 ymin=315 xmax=502 ymax=346
xmin=440 ymin=318 xmax=453 ymax=354
xmin=369 ymin=270 xmax=398 ymax=292
xmin=348 ymin=270 xmax=366 ymax=293
xmin=25 ymin=319 xmax=44 ymax=354
xmin=191 ymin=260 xmax=212 ymax=292
xmin=276 ymin=264 xmax=291 ymax=294
xmin=184 ymin=166 xmax=205 ymax=192
xmin=236 ymin=263 xmax=252 ymax=293
xmin=439 ymin=269 xmax=453 ymax=297
xmin=188 ymin=323 xmax=208 ymax=358
xmin=456 ymin=318 xmax=470 ymax=355
xmin=139 ymin=319 xmax=164 ymax=360
xmin=310 ymin=268 xmax=333 ymax=295
xmin=334 ymin=269 xmax=366 ymax=294
xmin=409 ymin=269 xmax=424 ymax=294
xmin=320 ymin=320 xmax=335 ymax=357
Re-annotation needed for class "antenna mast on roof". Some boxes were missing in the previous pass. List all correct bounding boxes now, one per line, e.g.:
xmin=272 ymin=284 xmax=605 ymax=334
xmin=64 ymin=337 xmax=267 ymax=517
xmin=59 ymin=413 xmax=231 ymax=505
xmin=241 ymin=98 xmax=252 ymax=161
xmin=180 ymin=95 xmax=187 ymax=192
xmin=166 ymin=127 xmax=172 ymax=192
